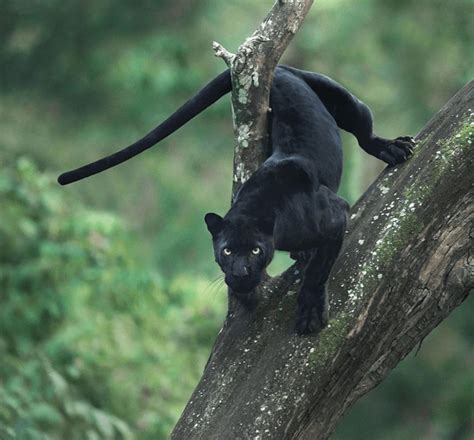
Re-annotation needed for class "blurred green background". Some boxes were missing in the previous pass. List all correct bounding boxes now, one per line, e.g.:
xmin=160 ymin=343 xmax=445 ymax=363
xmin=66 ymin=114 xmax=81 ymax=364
xmin=1 ymin=0 xmax=473 ymax=438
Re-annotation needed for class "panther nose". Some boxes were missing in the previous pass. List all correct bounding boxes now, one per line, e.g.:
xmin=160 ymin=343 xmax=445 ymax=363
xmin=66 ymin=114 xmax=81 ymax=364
xmin=232 ymin=265 xmax=249 ymax=277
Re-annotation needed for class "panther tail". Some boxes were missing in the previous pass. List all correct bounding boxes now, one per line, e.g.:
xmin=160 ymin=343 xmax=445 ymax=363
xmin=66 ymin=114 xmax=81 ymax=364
xmin=58 ymin=70 xmax=231 ymax=185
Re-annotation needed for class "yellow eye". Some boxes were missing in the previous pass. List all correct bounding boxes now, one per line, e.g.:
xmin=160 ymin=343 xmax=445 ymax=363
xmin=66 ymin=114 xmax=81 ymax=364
xmin=223 ymin=248 xmax=232 ymax=256
xmin=252 ymin=247 xmax=261 ymax=255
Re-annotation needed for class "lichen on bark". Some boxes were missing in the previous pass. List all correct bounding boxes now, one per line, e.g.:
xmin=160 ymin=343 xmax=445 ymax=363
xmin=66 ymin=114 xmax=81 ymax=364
xmin=213 ymin=0 xmax=314 ymax=194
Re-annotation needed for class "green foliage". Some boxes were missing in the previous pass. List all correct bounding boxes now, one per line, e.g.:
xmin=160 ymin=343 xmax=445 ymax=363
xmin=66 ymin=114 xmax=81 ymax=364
xmin=0 ymin=156 xmax=226 ymax=438
xmin=1 ymin=0 xmax=472 ymax=438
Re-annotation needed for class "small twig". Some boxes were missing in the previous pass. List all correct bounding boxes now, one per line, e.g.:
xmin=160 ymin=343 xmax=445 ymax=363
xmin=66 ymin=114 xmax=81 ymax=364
xmin=212 ymin=41 xmax=235 ymax=67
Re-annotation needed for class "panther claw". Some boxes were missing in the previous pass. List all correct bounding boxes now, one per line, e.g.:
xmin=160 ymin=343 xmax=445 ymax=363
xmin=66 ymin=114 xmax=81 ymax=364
xmin=379 ymin=135 xmax=416 ymax=166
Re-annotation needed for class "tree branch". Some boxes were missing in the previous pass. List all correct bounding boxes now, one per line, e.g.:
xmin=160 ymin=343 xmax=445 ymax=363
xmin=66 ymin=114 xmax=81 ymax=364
xmin=171 ymin=78 xmax=473 ymax=440
xmin=212 ymin=0 xmax=314 ymax=195
xmin=170 ymin=0 xmax=473 ymax=437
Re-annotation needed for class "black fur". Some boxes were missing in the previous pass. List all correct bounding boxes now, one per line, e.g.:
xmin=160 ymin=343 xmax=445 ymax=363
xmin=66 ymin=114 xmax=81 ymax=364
xmin=59 ymin=66 xmax=414 ymax=334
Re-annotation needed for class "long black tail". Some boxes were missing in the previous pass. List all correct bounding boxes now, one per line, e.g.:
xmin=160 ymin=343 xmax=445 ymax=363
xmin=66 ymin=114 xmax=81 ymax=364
xmin=58 ymin=70 xmax=232 ymax=185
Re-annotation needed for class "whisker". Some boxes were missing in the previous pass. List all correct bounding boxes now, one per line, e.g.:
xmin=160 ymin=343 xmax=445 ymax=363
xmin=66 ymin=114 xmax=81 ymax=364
xmin=203 ymin=275 xmax=226 ymax=298
xmin=212 ymin=277 xmax=227 ymax=299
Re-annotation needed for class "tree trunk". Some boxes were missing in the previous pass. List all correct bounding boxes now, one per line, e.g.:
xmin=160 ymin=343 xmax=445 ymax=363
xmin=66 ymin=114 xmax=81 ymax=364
xmin=171 ymin=1 xmax=474 ymax=438
xmin=170 ymin=80 xmax=473 ymax=440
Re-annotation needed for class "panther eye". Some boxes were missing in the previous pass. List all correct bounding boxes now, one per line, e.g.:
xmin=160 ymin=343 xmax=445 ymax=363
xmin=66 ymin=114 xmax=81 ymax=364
xmin=251 ymin=247 xmax=261 ymax=255
xmin=223 ymin=248 xmax=232 ymax=256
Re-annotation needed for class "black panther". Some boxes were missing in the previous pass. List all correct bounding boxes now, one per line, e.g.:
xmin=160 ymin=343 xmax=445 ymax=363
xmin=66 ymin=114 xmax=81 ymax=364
xmin=58 ymin=66 xmax=414 ymax=334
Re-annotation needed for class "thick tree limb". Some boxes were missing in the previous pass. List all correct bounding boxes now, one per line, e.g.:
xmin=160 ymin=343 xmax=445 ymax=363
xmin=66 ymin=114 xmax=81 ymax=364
xmin=172 ymin=78 xmax=473 ymax=440
xmin=171 ymin=0 xmax=473 ymax=438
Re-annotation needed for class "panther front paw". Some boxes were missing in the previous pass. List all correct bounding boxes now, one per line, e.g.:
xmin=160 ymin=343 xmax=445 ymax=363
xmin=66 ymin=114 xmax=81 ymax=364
xmin=295 ymin=303 xmax=328 ymax=335
xmin=375 ymin=136 xmax=416 ymax=166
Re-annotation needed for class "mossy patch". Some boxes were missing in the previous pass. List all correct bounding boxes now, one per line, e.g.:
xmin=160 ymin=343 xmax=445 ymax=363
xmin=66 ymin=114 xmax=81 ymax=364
xmin=309 ymin=312 xmax=350 ymax=368
xmin=346 ymin=113 xmax=473 ymax=310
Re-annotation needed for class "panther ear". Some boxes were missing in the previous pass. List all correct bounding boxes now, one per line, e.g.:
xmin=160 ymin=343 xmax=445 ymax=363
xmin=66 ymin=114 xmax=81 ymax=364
xmin=204 ymin=213 xmax=224 ymax=236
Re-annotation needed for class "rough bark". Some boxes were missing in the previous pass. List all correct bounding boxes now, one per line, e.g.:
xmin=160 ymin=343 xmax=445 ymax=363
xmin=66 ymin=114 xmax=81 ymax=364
xmin=170 ymin=1 xmax=473 ymax=438
xmin=212 ymin=0 xmax=314 ymax=195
